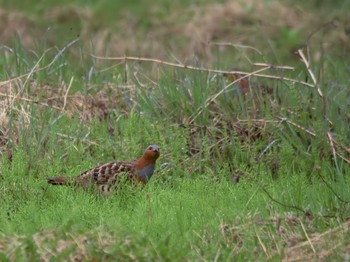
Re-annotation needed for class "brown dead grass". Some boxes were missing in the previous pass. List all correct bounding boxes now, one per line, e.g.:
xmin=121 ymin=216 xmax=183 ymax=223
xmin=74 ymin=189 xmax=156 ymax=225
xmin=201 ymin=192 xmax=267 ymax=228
xmin=79 ymin=0 xmax=316 ymax=59
xmin=0 ymin=229 xmax=141 ymax=261
xmin=0 ymin=78 xmax=132 ymax=161
xmin=283 ymin=220 xmax=350 ymax=261
xmin=0 ymin=230 xmax=93 ymax=262
xmin=0 ymin=8 xmax=39 ymax=48
xmin=1 ymin=217 xmax=348 ymax=261
xmin=1 ymin=1 xmax=349 ymax=60
xmin=0 ymin=79 xmax=133 ymax=124
xmin=217 ymin=214 xmax=350 ymax=261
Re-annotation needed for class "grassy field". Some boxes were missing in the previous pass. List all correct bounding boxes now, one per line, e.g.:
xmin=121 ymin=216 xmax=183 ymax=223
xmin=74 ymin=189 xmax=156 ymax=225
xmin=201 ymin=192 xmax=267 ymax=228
xmin=1 ymin=0 xmax=350 ymax=261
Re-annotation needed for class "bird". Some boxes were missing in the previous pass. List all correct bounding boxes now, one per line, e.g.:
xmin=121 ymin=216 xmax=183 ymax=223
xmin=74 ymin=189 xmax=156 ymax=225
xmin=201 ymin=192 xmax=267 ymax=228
xmin=47 ymin=144 xmax=160 ymax=194
xmin=223 ymin=68 xmax=252 ymax=97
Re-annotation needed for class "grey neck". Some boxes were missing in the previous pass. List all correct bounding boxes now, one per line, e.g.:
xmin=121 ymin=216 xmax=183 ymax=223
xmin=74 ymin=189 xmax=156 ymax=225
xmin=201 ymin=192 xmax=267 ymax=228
xmin=136 ymin=164 xmax=155 ymax=180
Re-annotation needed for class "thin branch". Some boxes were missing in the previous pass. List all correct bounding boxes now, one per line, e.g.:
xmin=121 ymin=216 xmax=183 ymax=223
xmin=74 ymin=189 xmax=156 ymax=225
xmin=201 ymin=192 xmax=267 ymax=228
xmin=190 ymin=66 xmax=271 ymax=123
xmin=300 ymin=220 xmax=316 ymax=253
xmin=327 ymin=132 xmax=338 ymax=163
xmin=210 ymin=41 xmax=264 ymax=55
xmin=335 ymin=152 xmax=350 ymax=164
xmin=206 ymin=67 xmax=270 ymax=107
xmin=278 ymin=117 xmax=316 ymax=137
xmin=252 ymin=62 xmax=294 ymax=70
xmin=48 ymin=37 xmax=80 ymax=70
xmin=317 ymin=173 xmax=350 ymax=204
xmin=0 ymin=92 xmax=61 ymax=110
xmin=55 ymin=132 xmax=99 ymax=146
xmin=260 ymin=186 xmax=306 ymax=214
xmin=237 ymin=118 xmax=279 ymax=124
xmin=258 ymin=140 xmax=277 ymax=160
xmin=63 ymin=76 xmax=74 ymax=111
xmin=90 ymin=54 xmax=315 ymax=88
xmin=286 ymin=220 xmax=350 ymax=254
xmin=328 ymin=134 xmax=350 ymax=155
xmin=297 ymin=49 xmax=324 ymax=98
xmin=255 ymin=228 xmax=271 ymax=258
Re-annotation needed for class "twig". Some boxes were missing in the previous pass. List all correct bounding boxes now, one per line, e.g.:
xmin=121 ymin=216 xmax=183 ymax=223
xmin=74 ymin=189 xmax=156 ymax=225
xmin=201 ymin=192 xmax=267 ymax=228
xmin=210 ymin=41 xmax=264 ymax=56
xmin=286 ymin=220 xmax=350 ymax=255
xmin=237 ymin=118 xmax=279 ymax=124
xmin=317 ymin=173 xmax=350 ymax=204
xmin=253 ymin=62 xmax=294 ymax=70
xmin=206 ymin=67 xmax=269 ymax=107
xmin=279 ymin=118 xmax=350 ymax=164
xmin=328 ymin=134 xmax=350 ymax=164
xmin=298 ymin=49 xmax=323 ymax=98
xmin=278 ymin=117 xmax=316 ymax=137
xmin=208 ymin=137 xmax=227 ymax=151
xmin=327 ymin=132 xmax=338 ymax=163
xmin=0 ymin=93 xmax=37 ymax=103
xmin=191 ymin=243 xmax=207 ymax=262
xmin=55 ymin=132 xmax=99 ymax=146
xmin=0 ymin=92 xmax=61 ymax=110
xmin=255 ymin=228 xmax=270 ymax=258
xmin=0 ymin=45 xmax=13 ymax=53
xmin=190 ymin=66 xmax=271 ymax=123
xmin=300 ymin=220 xmax=316 ymax=253
xmin=67 ymin=233 xmax=88 ymax=260
xmin=327 ymin=131 xmax=346 ymax=183
xmin=261 ymin=186 xmax=306 ymax=213
xmin=335 ymin=152 xmax=350 ymax=164
xmin=214 ymin=247 xmax=221 ymax=262
xmin=258 ymin=140 xmax=277 ymax=160
xmin=63 ymin=76 xmax=74 ymax=111
xmin=48 ymin=37 xmax=80 ymax=70
xmin=333 ymin=138 xmax=350 ymax=154
xmin=90 ymin=54 xmax=314 ymax=88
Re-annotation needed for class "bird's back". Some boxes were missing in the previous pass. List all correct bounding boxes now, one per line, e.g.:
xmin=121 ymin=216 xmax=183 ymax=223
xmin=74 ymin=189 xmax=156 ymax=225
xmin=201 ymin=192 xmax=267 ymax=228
xmin=75 ymin=161 xmax=138 ymax=190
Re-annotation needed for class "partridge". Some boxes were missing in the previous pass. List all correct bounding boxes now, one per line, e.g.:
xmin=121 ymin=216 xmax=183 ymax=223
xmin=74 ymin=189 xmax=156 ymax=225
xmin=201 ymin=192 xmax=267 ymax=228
xmin=47 ymin=144 xmax=160 ymax=194
xmin=223 ymin=69 xmax=250 ymax=94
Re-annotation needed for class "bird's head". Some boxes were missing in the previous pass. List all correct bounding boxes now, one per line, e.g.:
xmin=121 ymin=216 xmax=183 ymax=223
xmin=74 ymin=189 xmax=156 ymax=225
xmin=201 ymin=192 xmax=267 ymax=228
xmin=134 ymin=145 xmax=160 ymax=177
xmin=142 ymin=144 xmax=160 ymax=162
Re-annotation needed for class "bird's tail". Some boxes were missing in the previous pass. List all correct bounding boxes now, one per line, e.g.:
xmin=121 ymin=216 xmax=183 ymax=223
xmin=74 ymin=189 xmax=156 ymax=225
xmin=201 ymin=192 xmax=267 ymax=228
xmin=47 ymin=176 xmax=68 ymax=186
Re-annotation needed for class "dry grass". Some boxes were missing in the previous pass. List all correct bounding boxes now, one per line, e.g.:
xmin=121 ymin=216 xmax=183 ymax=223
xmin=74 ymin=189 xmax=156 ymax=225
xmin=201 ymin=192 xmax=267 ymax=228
xmin=1 ymin=1 xmax=349 ymax=60
xmin=1 ymin=216 xmax=348 ymax=261
xmin=0 ymin=8 xmax=39 ymax=48
xmin=0 ymin=230 xmax=110 ymax=262
xmin=283 ymin=220 xmax=350 ymax=261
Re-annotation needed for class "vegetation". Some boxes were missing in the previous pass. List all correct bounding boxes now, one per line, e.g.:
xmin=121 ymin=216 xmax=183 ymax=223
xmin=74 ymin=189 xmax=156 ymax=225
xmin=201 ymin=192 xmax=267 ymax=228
xmin=0 ymin=0 xmax=350 ymax=261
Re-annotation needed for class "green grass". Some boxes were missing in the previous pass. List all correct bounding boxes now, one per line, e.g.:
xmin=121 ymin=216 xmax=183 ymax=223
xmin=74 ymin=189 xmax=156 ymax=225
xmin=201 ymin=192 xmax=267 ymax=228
xmin=0 ymin=140 xmax=347 ymax=260
xmin=1 ymin=109 xmax=349 ymax=260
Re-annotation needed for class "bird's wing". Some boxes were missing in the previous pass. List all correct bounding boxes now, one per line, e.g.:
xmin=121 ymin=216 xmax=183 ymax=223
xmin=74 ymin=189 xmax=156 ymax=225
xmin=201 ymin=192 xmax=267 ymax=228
xmin=75 ymin=161 xmax=136 ymax=188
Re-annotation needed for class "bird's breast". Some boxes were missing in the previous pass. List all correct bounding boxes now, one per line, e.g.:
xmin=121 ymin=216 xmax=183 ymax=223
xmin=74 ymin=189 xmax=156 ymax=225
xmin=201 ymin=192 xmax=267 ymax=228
xmin=136 ymin=164 xmax=155 ymax=180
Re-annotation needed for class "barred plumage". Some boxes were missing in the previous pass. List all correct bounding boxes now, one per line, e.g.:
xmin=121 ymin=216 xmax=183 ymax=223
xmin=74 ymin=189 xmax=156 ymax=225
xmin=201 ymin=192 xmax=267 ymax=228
xmin=47 ymin=145 xmax=160 ymax=194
